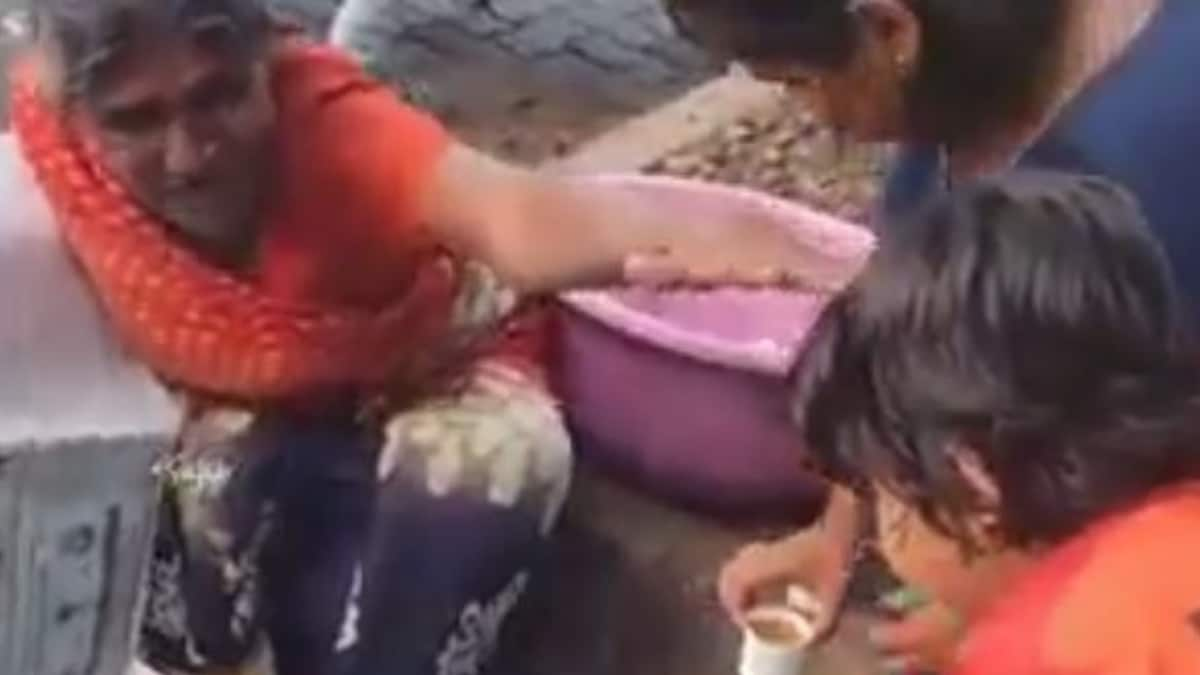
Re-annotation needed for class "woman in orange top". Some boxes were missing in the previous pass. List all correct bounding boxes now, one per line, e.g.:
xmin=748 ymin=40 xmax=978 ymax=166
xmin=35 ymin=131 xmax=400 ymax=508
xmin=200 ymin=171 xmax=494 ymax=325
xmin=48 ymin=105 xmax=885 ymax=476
xmin=791 ymin=172 xmax=1200 ymax=674
xmin=13 ymin=1 xmax=841 ymax=674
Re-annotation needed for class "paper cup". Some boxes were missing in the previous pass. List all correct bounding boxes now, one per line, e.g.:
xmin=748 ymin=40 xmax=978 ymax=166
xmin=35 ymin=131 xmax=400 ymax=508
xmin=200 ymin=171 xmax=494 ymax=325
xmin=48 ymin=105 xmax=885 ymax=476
xmin=739 ymin=604 xmax=816 ymax=675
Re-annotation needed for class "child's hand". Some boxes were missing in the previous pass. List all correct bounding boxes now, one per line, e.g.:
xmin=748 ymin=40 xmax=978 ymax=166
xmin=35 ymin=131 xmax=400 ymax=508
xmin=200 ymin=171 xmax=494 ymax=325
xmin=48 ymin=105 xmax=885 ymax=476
xmin=717 ymin=529 xmax=853 ymax=640
xmin=869 ymin=599 xmax=965 ymax=674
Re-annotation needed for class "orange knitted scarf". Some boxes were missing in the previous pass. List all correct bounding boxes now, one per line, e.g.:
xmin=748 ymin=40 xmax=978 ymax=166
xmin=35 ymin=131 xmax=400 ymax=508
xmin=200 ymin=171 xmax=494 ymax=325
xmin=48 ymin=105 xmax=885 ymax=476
xmin=9 ymin=59 xmax=462 ymax=403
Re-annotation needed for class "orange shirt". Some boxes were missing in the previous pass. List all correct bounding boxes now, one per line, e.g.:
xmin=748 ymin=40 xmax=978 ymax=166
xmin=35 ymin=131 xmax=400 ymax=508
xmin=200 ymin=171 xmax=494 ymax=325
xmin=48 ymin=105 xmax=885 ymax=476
xmin=956 ymin=484 xmax=1200 ymax=675
xmin=258 ymin=43 xmax=450 ymax=308
xmin=257 ymin=42 xmax=548 ymax=377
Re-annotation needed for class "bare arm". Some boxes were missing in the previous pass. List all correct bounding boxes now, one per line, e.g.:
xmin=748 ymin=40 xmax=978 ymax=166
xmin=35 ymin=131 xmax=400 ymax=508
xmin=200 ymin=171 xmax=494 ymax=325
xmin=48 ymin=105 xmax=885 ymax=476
xmin=816 ymin=484 xmax=865 ymax=558
xmin=771 ymin=483 xmax=863 ymax=600
xmin=420 ymin=143 xmax=863 ymax=294
xmin=718 ymin=484 xmax=863 ymax=634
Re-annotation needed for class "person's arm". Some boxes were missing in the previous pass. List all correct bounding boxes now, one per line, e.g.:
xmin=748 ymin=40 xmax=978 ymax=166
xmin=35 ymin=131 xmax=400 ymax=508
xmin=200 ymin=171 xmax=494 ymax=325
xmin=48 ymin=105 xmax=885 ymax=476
xmin=718 ymin=484 xmax=863 ymax=634
xmin=419 ymin=144 xmax=866 ymax=295
xmin=804 ymin=483 xmax=863 ymax=626
xmin=276 ymin=47 xmax=866 ymax=296
xmin=819 ymin=484 xmax=864 ymax=558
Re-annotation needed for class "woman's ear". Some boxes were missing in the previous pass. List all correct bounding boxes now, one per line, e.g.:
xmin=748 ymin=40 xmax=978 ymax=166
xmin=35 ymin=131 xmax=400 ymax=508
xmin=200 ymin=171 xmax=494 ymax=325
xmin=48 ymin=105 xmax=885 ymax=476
xmin=849 ymin=0 xmax=921 ymax=76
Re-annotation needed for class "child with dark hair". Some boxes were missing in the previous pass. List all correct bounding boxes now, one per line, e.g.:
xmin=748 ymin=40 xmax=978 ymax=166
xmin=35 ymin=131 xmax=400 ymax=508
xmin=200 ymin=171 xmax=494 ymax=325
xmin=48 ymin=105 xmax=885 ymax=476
xmin=792 ymin=171 xmax=1200 ymax=673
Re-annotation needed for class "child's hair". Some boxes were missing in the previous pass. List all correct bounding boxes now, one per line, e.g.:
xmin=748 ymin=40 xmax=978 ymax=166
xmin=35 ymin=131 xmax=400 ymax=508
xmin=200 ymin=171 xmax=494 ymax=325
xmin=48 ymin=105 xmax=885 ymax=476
xmin=793 ymin=171 xmax=1200 ymax=548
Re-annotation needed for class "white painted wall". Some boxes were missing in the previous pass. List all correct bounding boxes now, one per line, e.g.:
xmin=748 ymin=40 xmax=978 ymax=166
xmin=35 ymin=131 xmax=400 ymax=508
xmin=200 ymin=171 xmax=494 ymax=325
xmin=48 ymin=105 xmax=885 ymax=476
xmin=0 ymin=134 xmax=179 ymax=675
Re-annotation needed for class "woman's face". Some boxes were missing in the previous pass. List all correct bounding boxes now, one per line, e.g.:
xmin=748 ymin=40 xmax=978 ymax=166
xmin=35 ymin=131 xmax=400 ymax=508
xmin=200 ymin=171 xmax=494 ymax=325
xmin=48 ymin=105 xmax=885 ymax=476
xmin=874 ymin=487 xmax=977 ymax=605
xmin=872 ymin=482 xmax=1031 ymax=617
xmin=66 ymin=32 xmax=276 ymax=262
xmin=742 ymin=0 xmax=921 ymax=142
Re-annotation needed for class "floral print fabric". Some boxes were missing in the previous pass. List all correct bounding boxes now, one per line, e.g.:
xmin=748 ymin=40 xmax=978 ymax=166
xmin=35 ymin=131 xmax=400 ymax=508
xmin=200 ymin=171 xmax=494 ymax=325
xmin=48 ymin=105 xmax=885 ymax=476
xmin=140 ymin=354 xmax=572 ymax=675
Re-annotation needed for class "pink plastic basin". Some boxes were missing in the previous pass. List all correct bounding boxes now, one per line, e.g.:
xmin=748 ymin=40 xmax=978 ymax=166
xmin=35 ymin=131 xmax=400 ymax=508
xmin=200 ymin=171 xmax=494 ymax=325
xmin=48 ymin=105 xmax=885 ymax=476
xmin=556 ymin=174 xmax=875 ymax=519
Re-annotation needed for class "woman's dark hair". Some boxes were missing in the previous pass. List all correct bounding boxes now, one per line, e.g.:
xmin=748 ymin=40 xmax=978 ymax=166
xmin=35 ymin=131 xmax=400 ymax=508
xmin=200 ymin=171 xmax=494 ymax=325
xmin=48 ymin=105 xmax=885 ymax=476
xmin=33 ymin=0 xmax=272 ymax=101
xmin=663 ymin=0 xmax=1069 ymax=149
xmin=792 ymin=171 xmax=1200 ymax=549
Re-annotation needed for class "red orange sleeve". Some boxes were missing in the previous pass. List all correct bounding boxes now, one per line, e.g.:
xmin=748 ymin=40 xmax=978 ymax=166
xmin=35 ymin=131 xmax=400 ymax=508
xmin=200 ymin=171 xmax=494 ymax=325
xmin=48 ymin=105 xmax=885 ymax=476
xmin=269 ymin=43 xmax=450 ymax=258
xmin=265 ymin=43 xmax=554 ymax=391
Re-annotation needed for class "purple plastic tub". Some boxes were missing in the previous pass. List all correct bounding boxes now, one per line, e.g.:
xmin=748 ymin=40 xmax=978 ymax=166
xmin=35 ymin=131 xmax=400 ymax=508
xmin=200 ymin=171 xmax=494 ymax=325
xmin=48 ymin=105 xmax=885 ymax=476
xmin=556 ymin=174 xmax=875 ymax=519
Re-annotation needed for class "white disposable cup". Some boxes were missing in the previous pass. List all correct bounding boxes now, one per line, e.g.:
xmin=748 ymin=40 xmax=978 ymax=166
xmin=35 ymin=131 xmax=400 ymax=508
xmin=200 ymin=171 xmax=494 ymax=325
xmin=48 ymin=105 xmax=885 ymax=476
xmin=739 ymin=604 xmax=816 ymax=675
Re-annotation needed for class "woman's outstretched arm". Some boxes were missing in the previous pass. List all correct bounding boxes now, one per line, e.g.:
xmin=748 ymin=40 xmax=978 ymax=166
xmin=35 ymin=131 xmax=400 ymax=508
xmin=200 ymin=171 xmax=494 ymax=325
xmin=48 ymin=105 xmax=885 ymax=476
xmin=421 ymin=144 xmax=867 ymax=295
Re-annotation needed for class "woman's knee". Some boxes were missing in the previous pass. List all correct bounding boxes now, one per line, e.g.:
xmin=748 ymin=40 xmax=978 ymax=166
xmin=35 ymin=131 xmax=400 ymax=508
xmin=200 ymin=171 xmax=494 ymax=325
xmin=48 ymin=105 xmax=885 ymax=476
xmin=140 ymin=408 xmax=280 ymax=672
xmin=378 ymin=361 xmax=574 ymax=535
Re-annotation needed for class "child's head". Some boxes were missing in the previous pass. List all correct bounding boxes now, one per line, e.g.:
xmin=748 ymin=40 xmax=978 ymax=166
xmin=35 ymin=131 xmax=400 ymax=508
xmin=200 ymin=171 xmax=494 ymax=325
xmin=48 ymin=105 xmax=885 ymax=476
xmin=793 ymin=171 xmax=1200 ymax=553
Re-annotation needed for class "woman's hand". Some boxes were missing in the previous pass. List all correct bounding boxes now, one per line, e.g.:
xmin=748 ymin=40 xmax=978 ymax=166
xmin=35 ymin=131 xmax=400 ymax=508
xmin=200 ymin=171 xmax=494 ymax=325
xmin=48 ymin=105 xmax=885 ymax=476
xmin=718 ymin=527 xmax=854 ymax=640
